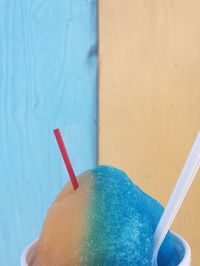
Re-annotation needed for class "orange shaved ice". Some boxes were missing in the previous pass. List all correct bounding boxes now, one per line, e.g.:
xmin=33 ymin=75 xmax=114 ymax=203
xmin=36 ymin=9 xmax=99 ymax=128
xmin=33 ymin=171 xmax=93 ymax=266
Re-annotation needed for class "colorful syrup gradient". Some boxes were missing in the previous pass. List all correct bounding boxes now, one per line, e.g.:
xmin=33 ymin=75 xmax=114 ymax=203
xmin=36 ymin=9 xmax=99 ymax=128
xmin=34 ymin=166 xmax=184 ymax=266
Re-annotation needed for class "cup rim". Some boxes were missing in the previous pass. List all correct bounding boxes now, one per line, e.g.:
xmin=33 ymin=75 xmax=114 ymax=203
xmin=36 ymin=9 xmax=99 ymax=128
xmin=21 ymin=232 xmax=191 ymax=266
xmin=172 ymin=232 xmax=191 ymax=265
xmin=21 ymin=238 xmax=39 ymax=266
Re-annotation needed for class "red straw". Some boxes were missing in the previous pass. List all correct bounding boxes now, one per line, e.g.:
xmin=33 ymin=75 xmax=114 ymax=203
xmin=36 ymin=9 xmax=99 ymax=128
xmin=53 ymin=128 xmax=79 ymax=190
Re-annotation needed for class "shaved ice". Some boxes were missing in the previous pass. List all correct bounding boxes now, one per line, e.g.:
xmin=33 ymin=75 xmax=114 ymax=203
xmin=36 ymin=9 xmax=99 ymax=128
xmin=33 ymin=165 xmax=184 ymax=266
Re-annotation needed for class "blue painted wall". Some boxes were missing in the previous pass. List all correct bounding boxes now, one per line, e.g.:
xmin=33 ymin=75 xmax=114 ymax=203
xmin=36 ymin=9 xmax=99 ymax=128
xmin=0 ymin=1 xmax=97 ymax=265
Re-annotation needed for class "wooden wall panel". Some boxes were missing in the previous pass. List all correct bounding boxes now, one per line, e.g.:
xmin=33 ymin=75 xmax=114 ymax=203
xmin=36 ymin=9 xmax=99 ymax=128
xmin=0 ymin=1 xmax=97 ymax=265
xmin=99 ymin=1 xmax=200 ymax=264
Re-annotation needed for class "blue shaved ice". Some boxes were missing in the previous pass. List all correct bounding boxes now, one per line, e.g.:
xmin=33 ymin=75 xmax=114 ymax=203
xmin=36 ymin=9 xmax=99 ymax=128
xmin=82 ymin=165 xmax=184 ymax=266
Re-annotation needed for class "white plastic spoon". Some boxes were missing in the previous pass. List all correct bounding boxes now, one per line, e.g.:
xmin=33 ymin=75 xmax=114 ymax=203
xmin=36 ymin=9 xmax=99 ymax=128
xmin=152 ymin=132 xmax=200 ymax=266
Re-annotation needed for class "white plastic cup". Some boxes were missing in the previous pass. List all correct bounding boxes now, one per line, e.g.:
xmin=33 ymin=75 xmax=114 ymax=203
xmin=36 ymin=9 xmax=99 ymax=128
xmin=21 ymin=232 xmax=191 ymax=266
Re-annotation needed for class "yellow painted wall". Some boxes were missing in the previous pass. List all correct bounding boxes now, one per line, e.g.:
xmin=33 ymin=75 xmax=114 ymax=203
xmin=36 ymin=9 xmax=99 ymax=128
xmin=99 ymin=1 xmax=200 ymax=265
